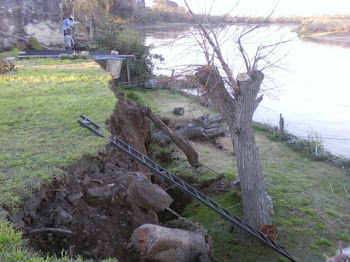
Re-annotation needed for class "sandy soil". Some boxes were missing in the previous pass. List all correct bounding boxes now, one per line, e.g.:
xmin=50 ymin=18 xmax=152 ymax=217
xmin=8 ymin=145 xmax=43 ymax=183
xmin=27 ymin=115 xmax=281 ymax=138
xmin=303 ymin=31 xmax=350 ymax=47
xmin=312 ymin=31 xmax=350 ymax=41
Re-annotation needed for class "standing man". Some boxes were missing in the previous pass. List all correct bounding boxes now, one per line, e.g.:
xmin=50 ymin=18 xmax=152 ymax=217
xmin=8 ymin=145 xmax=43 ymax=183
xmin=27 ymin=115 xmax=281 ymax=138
xmin=64 ymin=30 xmax=74 ymax=52
xmin=63 ymin=17 xmax=74 ymax=36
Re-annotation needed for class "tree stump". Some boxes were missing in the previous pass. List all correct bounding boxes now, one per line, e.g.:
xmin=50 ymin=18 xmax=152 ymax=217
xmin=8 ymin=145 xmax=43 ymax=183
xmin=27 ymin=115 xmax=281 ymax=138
xmin=173 ymin=107 xmax=184 ymax=116
xmin=131 ymin=224 xmax=211 ymax=262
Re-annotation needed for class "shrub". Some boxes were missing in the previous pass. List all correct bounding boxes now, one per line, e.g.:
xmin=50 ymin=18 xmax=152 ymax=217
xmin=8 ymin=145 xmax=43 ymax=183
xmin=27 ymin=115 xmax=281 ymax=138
xmin=27 ymin=37 xmax=43 ymax=50
xmin=314 ymin=237 xmax=332 ymax=247
xmin=126 ymin=92 xmax=145 ymax=104
xmin=94 ymin=21 xmax=153 ymax=83
xmin=94 ymin=21 xmax=125 ymax=51
xmin=0 ymin=59 xmax=15 ymax=74
xmin=0 ymin=47 xmax=19 ymax=59
xmin=59 ymin=51 xmax=90 ymax=60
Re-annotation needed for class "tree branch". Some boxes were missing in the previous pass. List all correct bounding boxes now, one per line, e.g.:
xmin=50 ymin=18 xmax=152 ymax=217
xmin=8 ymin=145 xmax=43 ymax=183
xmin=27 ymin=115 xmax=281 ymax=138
xmin=30 ymin=228 xmax=73 ymax=234
xmin=184 ymin=0 xmax=239 ymax=94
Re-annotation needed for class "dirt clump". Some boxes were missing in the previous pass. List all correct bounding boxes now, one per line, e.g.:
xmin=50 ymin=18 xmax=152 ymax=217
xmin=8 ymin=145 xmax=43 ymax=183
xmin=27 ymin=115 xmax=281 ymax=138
xmin=15 ymin=149 xmax=172 ymax=261
xmin=198 ymin=174 xmax=233 ymax=196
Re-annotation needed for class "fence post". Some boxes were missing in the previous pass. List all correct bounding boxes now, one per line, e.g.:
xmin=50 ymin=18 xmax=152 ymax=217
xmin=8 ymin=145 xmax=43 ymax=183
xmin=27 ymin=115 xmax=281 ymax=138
xmin=126 ymin=64 xmax=131 ymax=86
xmin=279 ymin=114 xmax=284 ymax=142
xmin=169 ymin=69 xmax=175 ymax=89
xmin=315 ymin=144 xmax=318 ymax=156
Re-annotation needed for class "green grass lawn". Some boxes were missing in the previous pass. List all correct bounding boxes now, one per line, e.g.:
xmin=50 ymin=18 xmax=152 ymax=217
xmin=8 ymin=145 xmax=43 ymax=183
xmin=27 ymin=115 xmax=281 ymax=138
xmin=0 ymin=59 xmax=116 ymax=207
xmin=176 ymin=132 xmax=350 ymax=262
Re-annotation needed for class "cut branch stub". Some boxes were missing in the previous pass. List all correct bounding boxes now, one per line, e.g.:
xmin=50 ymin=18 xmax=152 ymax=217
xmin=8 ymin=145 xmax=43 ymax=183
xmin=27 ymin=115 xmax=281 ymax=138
xmin=236 ymin=73 xmax=251 ymax=82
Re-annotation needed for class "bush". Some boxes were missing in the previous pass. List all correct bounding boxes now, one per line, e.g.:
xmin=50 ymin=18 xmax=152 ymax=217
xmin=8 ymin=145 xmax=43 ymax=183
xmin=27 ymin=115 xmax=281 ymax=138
xmin=27 ymin=37 xmax=43 ymax=50
xmin=59 ymin=51 xmax=90 ymax=60
xmin=0 ymin=47 xmax=19 ymax=59
xmin=95 ymin=21 xmax=153 ymax=82
xmin=262 ymin=124 xmax=350 ymax=170
xmin=94 ymin=22 xmax=125 ymax=51
xmin=0 ymin=59 xmax=15 ymax=74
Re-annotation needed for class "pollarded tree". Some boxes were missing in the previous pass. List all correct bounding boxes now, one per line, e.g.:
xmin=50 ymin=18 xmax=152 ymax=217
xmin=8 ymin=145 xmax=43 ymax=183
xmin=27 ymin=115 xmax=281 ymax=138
xmin=183 ymin=0 xmax=289 ymax=242
xmin=196 ymin=66 xmax=270 ymax=241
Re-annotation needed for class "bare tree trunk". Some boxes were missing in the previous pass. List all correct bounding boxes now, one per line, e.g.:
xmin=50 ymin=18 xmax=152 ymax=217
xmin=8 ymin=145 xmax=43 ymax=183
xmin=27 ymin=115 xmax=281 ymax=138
xmin=233 ymin=71 xmax=271 ymax=236
xmin=196 ymin=66 xmax=270 ymax=242
xmin=63 ymin=0 xmax=75 ymax=17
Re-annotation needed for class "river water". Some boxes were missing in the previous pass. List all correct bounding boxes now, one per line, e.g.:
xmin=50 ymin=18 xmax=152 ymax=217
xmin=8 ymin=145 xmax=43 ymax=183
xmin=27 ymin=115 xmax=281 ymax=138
xmin=140 ymin=24 xmax=350 ymax=158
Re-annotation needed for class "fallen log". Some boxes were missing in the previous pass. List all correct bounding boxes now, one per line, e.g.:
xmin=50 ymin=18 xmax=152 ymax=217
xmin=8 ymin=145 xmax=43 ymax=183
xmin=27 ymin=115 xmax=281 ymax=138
xmin=130 ymin=223 xmax=211 ymax=262
xmin=152 ymin=114 xmax=228 ymax=144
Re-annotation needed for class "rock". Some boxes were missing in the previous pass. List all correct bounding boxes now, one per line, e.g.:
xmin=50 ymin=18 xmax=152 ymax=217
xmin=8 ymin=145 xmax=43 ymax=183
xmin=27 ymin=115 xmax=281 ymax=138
xmin=0 ymin=207 xmax=9 ymax=219
xmin=173 ymin=107 xmax=185 ymax=116
xmin=126 ymin=241 xmax=134 ymax=250
xmin=199 ymin=254 xmax=212 ymax=262
xmin=131 ymin=207 xmax=158 ymax=229
xmin=200 ymin=176 xmax=233 ymax=195
xmin=52 ymin=207 xmax=72 ymax=225
xmin=86 ymin=186 xmax=112 ymax=200
xmin=23 ymin=196 xmax=41 ymax=217
xmin=232 ymin=179 xmax=241 ymax=196
xmin=67 ymin=192 xmax=83 ymax=206
xmin=145 ymin=79 xmax=159 ymax=89
xmin=126 ymin=179 xmax=173 ymax=212
xmin=131 ymin=224 xmax=211 ymax=262
xmin=8 ymin=211 xmax=25 ymax=228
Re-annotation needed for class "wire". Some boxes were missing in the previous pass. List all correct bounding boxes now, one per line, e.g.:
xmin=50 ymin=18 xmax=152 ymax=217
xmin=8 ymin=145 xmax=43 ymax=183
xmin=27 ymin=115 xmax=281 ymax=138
xmin=199 ymin=161 xmax=222 ymax=176
xmin=0 ymin=30 xmax=52 ymax=50
xmin=298 ymin=136 xmax=350 ymax=141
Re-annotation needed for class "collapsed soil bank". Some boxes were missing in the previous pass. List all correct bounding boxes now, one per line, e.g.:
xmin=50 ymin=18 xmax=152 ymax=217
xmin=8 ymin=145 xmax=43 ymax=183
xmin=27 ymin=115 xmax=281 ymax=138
xmin=20 ymin=152 xmax=143 ymax=261
xmin=9 ymin=100 xmax=156 ymax=261
xmin=5 ymin=97 xmax=224 ymax=261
